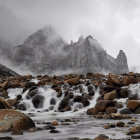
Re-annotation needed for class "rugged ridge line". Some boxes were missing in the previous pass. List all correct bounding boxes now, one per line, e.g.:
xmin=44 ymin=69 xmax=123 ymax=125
xmin=11 ymin=26 xmax=129 ymax=75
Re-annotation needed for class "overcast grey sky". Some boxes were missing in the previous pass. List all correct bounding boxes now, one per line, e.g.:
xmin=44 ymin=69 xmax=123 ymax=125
xmin=0 ymin=0 xmax=140 ymax=71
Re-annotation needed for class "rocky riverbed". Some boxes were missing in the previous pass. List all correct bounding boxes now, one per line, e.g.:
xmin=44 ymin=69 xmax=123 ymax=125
xmin=0 ymin=72 xmax=140 ymax=140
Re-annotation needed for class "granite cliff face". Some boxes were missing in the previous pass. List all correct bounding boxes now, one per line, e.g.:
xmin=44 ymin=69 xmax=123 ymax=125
xmin=11 ymin=26 xmax=129 ymax=75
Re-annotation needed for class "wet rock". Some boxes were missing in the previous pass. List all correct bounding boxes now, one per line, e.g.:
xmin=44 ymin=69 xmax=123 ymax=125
xmin=85 ymin=80 xmax=91 ymax=86
xmin=57 ymin=91 xmax=62 ymax=98
xmin=36 ymin=80 xmax=46 ymax=86
xmin=128 ymin=94 xmax=138 ymax=100
xmin=87 ymin=108 xmax=98 ymax=115
xmin=127 ymin=100 xmax=140 ymax=111
xmin=123 ymin=76 xmax=132 ymax=86
xmin=0 ymin=137 xmax=13 ymax=140
xmin=0 ymin=109 xmax=35 ymax=132
xmin=51 ymin=121 xmax=59 ymax=126
xmin=51 ymin=84 xmax=58 ymax=89
xmin=26 ymin=89 xmax=39 ymax=99
xmin=103 ymin=123 xmax=116 ymax=129
xmin=29 ymin=86 xmax=37 ymax=92
xmin=49 ymin=106 xmax=54 ymax=111
xmin=58 ymin=97 xmax=70 ymax=112
xmin=87 ymin=85 xmax=93 ymax=92
xmin=116 ymin=102 xmax=123 ymax=109
xmin=104 ymin=90 xmax=117 ymax=100
xmin=86 ymin=72 xmax=94 ymax=79
xmin=7 ymin=95 xmax=22 ymax=107
xmin=11 ymin=130 xmax=23 ymax=135
xmin=100 ymin=85 xmax=115 ymax=92
xmin=32 ymin=95 xmax=45 ymax=108
xmin=73 ymin=96 xmax=90 ymax=107
xmin=18 ymin=103 xmax=26 ymax=111
xmin=88 ymin=90 xmax=95 ymax=96
xmin=0 ymin=81 xmax=9 ymax=90
xmin=66 ymin=78 xmax=80 ymax=86
xmin=43 ymin=125 xmax=55 ymax=130
xmin=117 ymin=89 xmax=130 ymax=98
xmin=129 ymin=126 xmax=140 ymax=134
xmin=105 ymin=107 xmax=117 ymax=114
xmin=64 ymin=91 xmax=74 ymax=99
xmin=50 ymin=98 xmax=56 ymax=105
xmin=94 ymin=134 xmax=109 ymax=140
xmin=50 ymin=129 xmax=59 ymax=133
xmin=24 ymin=82 xmax=36 ymax=89
xmin=95 ymin=100 xmax=116 ymax=112
xmin=135 ymin=107 xmax=140 ymax=114
xmin=111 ymin=113 xmax=130 ymax=119
xmin=0 ymin=96 xmax=11 ymax=109
xmin=0 ymin=89 xmax=8 ymax=99
xmin=131 ymin=135 xmax=140 ymax=139
xmin=106 ymin=74 xmax=121 ymax=86
xmin=120 ymin=108 xmax=132 ymax=114
xmin=116 ymin=121 xmax=125 ymax=127
xmin=53 ymin=86 xmax=61 ymax=92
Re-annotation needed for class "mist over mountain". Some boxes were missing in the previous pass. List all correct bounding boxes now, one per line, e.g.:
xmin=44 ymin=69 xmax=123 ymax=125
xmin=0 ymin=26 xmax=129 ymax=75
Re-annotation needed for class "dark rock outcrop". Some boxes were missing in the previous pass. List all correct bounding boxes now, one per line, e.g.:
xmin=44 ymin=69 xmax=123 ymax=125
xmin=0 ymin=64 xmax=18 ymax=77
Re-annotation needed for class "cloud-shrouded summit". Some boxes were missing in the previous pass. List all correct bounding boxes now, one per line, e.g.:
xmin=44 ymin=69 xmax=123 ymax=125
xmin=7 ymin=26 xmax=129 ymax=75
xmin=0 ymin=0 xmax=140 ymax=71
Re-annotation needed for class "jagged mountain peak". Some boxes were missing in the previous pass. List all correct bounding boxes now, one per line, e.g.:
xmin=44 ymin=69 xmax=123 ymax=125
xmin=78 ymin=36 xmax=84 ymax=42
xmin=23 ymin=26 xmax=66 ymax=51
xmin=11 ymin=26 xmax=129 ymax=75
xmin=85 ymin=35 xmax=104 ymax=51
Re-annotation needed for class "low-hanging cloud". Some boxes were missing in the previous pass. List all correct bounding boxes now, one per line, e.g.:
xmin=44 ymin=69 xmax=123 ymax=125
xmin=0 ymin=0 xmax=140 ymax=71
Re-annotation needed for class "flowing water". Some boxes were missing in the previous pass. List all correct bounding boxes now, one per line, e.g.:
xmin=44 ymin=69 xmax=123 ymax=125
xmin=0 ymin=80 xmax=140 ymax=139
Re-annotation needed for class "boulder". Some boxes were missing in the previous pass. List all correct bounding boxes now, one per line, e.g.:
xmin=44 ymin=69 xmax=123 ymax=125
xmin=0 ymin=97 xmax=11 ymax=109
xmin=135 ymin=107 xmax=140 ymax=114
xmin=120 ymin=108 xmax=132 ymax=114
xmin=104 ymin=90 xmax=117 ymax=100
xmin=18 ymin=103 xmax=26 ymax=111
xmin=95 ymin=100 xmax=116 ymax=112
xmin=0 ymin=81 xmax=9 ymax=90
xmin=105 ymin=107 xmax=117 ymax=114
xmin=123 ymin=76 xmax=132 ymax=86
xmin=127 ymin=100 xmax=140 ymax=111
xmin=36 ymin=80 xmax=46 ymax=86
xmin=106 ymin=74 xmax=121 ymax=86
xmin=26 ymin=89 xmax=39 ymax=99
xmin=87 ymin=85 xmax=93 ymax=92
xmin=50 ymin=98 xmax=56 ymax=105
xmin=128 ymin=94 xmax=138 ymax=100
xmin=0 ymin=89 xmax=8 ymax=99
xmin=32 ymin=95 xmax=45 ymax=108
xmin=66 ymin=78 xmax=80 ymax=86
xmin=111 ymin=113 xmax=129 ymax=119
xmin=117 ymin=88 xmax=130 ymax=98
xmin=58 ymin=97 xmax=70 ymax=112
xmin=24 ymin=82 xmax=36 ymax=88
xmin=87 ymin=108 xmax=98 ymax=115
xmin=0 ymin=109 xmax=35 ymax=132
xmin=0 ymin=137 xmax=13 ymax=140
xmin=100 ymin=85 xmax=116 ymax=92
xmin=129 ymin=126 xmax=140 ymax=134
xmin=73 ymin=96 xmax=90 ymax=107
xmin=116 ymin=121 xmax=125 ymax=127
